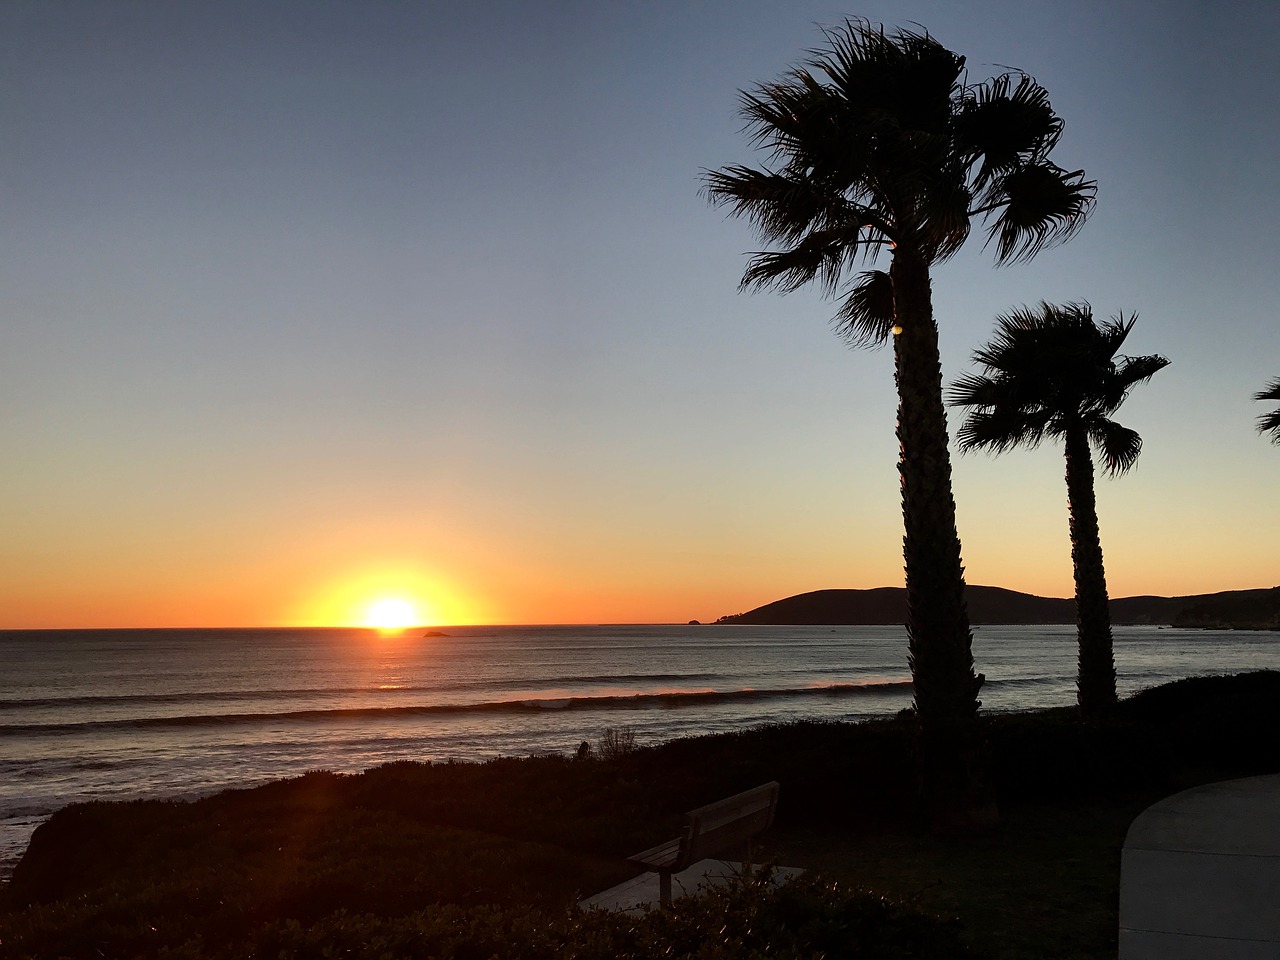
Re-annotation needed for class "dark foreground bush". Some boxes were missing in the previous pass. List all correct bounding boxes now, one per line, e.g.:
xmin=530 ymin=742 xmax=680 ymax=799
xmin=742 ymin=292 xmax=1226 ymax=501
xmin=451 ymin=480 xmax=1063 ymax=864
xmin=988 ymin=670 xmax=1280 ymax=801
xmin=0 ymin=874 xmax=976 ymax=960
xmin=247 ymin=874 xmax=979 ymax=960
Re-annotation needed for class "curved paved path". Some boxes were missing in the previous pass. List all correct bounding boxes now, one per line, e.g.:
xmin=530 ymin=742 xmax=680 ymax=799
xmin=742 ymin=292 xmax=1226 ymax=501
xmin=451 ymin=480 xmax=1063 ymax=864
xmin=1120 ymin=773 xmax=1280 ymax=958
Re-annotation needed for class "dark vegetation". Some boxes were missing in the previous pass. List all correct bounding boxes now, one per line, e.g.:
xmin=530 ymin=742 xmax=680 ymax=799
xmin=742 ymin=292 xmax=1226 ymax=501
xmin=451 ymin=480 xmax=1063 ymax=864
xmin=1255 ymin=377 xmax=1280 ymax=443
xmin=715 ymin=584 xmax=1280 ymax=628
xmin=3 ymin=672 xmax=1280 ymax=959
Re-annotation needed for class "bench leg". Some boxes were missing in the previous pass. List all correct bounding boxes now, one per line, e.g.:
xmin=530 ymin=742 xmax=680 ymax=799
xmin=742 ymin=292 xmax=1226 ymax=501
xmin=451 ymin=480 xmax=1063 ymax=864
xmin=659 ymin=870 xmax=672 ymax=908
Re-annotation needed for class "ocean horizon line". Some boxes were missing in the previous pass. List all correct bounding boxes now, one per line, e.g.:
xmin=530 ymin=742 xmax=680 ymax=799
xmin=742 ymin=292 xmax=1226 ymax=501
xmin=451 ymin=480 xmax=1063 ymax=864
xmin=0 ymin=622 xmax=708 ymax=633
xmin=5 ymin=581 xmax=1279 ymax=632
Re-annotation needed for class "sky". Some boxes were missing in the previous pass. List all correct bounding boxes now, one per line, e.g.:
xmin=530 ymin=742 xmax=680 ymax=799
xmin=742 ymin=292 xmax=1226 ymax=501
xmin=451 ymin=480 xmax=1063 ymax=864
xmin=2 ymin=1 xmax=1278 ymax=628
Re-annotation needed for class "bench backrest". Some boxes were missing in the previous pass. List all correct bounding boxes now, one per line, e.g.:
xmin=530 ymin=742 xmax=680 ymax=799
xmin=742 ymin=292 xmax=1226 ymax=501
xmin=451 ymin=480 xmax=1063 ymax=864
xmin=679 ymin=781 xmax=780 ymax=870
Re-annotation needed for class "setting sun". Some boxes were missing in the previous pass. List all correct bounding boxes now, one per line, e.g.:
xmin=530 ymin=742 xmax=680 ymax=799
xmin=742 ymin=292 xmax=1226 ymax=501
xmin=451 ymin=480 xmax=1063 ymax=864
xmin=292 ymin=563 xmax=480 ymax=628
xmin=364 ymin=597 xmax=419 ymax=630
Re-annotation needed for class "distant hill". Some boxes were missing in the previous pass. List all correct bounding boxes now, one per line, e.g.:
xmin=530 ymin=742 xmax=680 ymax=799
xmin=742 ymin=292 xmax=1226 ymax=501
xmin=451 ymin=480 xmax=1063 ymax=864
xmin=713 ymin=585 xmax=1280 ymax=628
xmin=1166 ymin=588 xmax=1280 ymax=629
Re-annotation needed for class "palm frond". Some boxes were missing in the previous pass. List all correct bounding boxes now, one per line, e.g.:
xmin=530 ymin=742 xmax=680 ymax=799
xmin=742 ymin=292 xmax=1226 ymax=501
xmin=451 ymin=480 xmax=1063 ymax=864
xmin=970 ymin=304 xmax=1041 ymax=370
xmin=703 ymin=166 xmax=832 ymax=244
xmin=831 ymin=270 xmax=894 ymax=346
xmin=1254 ymin=377 xmax=1280 ymax=404
xmin=947 ymin=371 xmax=1002 ymax=408
xmin=738 ymin=72 xmax=849 ymax=169
xmin=1089 ymin=420 xmax=1143 ymax=476
xmin=1255 ymin=377 xmax=1280 ymax=443
xmin=949 ymin=370 xmax=1055 ymax=453
xmin=740 ymin=228 xmax=859 ymax=295
xmin=1092 ymin=310 xmax=1132 ymax=352
xmin=1259 ymin=408 xmax=1280 ymax=442
xmin=815 ymin=19 xmax=963 ymax=137
xmin=982 ymin=163 xmax=1096 ymax=263
xmin=952 ymin=401 xmax=1052 ymax=455
xmin=956 ymin=73 xmax=1063 ymax=189
xmin=970 ymin=301 xmax=1090 ymax=375
xmin=1104 ymin=352 xmax=1171 ymax=410
xmin=914 ymin=175 xmax=974 ymax=262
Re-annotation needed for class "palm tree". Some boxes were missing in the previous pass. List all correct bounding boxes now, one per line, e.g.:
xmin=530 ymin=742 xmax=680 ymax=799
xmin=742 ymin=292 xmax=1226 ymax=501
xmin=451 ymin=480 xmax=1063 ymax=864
xmin=949 ymin=303 xmax=1168 ymax=718
xmin=704 ymin=20 xmax=1094 ymax=827
xmin=1254 ymin=379 xmax=1280 ymax=443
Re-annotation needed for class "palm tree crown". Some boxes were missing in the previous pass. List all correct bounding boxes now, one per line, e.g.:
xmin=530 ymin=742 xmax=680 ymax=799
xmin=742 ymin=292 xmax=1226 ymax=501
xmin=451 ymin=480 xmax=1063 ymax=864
xmin=704 ymin=19 xmax=1095 ymax=345
xmin=950 ymin=303 xmax=1169 ymax=473
xmin=1254 ymin=378 xmax=1280 ymax=443
xmin=949 ymin=302 xmax=1168 ymax=717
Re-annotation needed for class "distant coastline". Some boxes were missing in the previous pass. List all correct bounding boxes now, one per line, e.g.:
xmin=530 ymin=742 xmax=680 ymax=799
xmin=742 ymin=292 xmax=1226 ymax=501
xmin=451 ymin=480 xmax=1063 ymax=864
xmin=713 ymin=585 xmax=1280 ymax=630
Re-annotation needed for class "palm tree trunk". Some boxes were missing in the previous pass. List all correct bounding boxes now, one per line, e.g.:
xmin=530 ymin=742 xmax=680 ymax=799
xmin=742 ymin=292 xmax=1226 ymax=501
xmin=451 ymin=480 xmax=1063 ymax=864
xmin=891 ymin=248 xmax=995 ymax=830
xmin=1063 ymin=426 xmax=1118 ymax=718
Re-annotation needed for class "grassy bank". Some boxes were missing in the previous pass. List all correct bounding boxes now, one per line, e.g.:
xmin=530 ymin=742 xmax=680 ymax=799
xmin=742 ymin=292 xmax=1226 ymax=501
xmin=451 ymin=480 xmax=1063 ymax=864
xmin=3 ymin=671 xmax=1279 ymax=959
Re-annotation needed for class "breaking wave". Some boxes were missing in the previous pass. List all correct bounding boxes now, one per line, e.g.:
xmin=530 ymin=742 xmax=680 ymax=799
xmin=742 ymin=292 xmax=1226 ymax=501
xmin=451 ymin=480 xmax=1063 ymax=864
xmin=1 ymin=679 xmax=914 ymax=735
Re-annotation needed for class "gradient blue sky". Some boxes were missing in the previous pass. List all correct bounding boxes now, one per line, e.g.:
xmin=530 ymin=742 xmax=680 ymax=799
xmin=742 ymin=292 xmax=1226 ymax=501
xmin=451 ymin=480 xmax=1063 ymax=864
xmin=3 ymin=1 xmax=1277 ymax=626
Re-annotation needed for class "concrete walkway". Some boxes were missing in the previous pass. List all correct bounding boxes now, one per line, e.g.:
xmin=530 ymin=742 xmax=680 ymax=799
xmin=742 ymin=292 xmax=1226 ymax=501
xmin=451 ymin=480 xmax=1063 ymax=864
xmin=1120 ymin=773 xmax=1280 ymax=959
xmin=578 ymin=859 xmax=805 ymax=914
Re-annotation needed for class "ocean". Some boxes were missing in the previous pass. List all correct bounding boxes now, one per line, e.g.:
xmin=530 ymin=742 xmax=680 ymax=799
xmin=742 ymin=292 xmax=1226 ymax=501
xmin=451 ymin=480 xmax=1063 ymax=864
xmin=3 ymin=622 xmax=1279 ymax=881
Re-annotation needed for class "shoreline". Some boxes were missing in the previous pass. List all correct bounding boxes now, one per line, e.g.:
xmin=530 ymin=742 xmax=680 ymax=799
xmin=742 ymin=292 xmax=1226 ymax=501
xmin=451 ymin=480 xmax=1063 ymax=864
xmin=5 ymin=671 xmax=1280 ymax=959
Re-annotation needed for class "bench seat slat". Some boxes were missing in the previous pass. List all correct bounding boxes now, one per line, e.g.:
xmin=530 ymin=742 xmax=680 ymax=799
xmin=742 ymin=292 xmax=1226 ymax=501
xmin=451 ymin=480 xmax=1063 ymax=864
xmin=628 ymin=836 xmax=685 ymax=871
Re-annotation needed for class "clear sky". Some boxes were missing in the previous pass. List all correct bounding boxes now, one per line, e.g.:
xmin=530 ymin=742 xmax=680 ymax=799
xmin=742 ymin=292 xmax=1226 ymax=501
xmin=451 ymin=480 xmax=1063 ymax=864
xmin=3 ymin=1 xmax=1277 ymax=627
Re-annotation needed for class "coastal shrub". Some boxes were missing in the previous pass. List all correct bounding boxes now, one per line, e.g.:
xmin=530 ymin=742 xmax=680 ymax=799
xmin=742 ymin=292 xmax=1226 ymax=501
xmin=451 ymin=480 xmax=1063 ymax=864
xmin=597 ymin=725 xmax=638 ymax=760
xmin=247 ymin=875 xmax=979 ymax=960
xmin=988 ymin=670 xmax=1280 ymax=800
xmin=0 ymin=874 xmax=977 ymax=959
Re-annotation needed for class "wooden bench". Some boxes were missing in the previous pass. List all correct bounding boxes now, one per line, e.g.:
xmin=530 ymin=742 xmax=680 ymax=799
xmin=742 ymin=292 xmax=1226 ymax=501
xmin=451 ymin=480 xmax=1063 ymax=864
xmin=627 ymin=781 xmax=781 ymax=907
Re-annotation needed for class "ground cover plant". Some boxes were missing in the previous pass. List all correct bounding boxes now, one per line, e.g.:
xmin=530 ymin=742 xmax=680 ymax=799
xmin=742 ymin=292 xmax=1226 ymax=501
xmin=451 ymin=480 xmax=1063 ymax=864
xmin=2 ymin=671 xmax=1278 ymax=959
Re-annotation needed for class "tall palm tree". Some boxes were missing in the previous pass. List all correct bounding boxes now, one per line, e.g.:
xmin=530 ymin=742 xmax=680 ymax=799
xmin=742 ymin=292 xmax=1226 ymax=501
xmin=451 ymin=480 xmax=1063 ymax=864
xmin=949 ymin=303 xmax=1168 ymax=718
xmin=704 ymin=20 xmax=1094 ymax=827
xmin=1254 ymin=379 xmax=1280 ymax=443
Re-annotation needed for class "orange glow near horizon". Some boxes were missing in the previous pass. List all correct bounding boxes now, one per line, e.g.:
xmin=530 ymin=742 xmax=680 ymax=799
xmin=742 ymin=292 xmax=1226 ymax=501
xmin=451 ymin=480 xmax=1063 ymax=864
xmin=3 ymin=519 xmax=1275 ymax=629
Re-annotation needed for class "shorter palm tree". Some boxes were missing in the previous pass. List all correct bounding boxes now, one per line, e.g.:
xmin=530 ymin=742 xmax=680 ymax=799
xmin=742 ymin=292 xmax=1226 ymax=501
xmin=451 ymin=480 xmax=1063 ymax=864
xmin=949 ymin=303 xmax=1169 ymax=718
xmin=1254 ymin=379 xmax=1280 ymax=443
